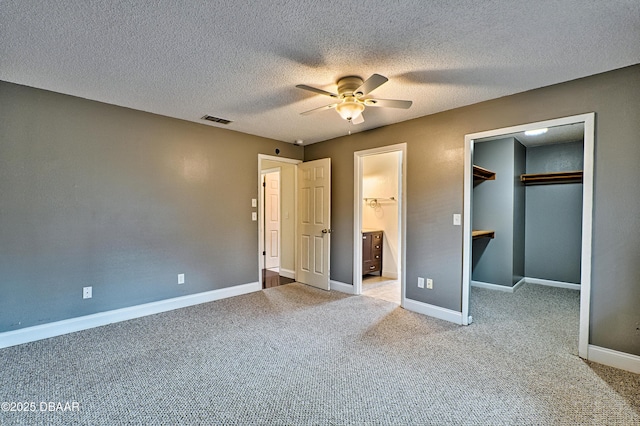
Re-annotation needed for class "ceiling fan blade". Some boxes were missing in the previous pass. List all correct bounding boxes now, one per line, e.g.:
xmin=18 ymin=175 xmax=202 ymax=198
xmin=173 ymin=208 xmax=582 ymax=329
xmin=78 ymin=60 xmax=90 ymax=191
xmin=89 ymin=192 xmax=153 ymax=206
xmin=300 ymin=103 xmax=338 ymax=115
xmin=364 ymin=98 xmax=412 ymax=109
xmin=355 ymin=74 xmax=388 ymax=96
xmin=351 ymin=114 xmax=365 ymax=125
xmin=296 ymin=84 xmax=339 ymax=98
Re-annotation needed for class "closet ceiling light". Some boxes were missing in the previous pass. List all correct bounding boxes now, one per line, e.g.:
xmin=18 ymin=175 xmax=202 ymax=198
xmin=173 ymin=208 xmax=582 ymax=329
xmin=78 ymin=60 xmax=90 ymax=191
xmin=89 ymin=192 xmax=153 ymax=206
xmin=525 ymin=128 xmax=548 ymax=136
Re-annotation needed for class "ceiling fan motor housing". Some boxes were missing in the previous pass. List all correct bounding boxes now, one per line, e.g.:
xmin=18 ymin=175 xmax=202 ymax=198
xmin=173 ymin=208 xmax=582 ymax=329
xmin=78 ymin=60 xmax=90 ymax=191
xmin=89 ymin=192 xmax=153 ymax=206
xmin=337 ymin=76 xmax=364 ymax=97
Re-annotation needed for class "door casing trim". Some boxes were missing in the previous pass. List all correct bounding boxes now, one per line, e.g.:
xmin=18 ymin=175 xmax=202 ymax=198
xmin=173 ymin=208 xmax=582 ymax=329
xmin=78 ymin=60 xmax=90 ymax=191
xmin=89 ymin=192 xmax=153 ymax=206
xmin=462 ymin=112 xmax=595 ymax=359
xmin=257 ymin=154 xmax=301 ymax=285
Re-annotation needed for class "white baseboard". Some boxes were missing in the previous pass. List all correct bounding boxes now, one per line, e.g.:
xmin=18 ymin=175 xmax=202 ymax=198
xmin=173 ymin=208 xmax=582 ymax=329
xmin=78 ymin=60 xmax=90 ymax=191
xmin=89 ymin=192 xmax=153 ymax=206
xmin=381 ymin=270 xmax=399 ymax=280
xmin=279 ymin=268 xmax=295 ymax=280
xmin=588 ymin=345 xmax=640 ymax=374
xmin=330 ymin=280 xmax=354 ymax=294
xmin=0 ymin=282 xmax=261 ymax=349
xmin=525 ymin=277 xmax=581 ymax=290
xmin=471 ymin=279 xmax=524 ymax=293
xmin=472 ymin=277 xmax=579 ymax=293
xmin=403 ymin=298 xmax=463 ymax=325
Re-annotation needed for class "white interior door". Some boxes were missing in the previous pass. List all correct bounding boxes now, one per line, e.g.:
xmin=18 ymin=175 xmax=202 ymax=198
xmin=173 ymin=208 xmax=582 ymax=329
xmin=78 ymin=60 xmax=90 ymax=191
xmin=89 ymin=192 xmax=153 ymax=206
xmin=264 ymin=171 xmax=281 ymax=270
xmin=296 ymin=158 xmax=331 ymax=290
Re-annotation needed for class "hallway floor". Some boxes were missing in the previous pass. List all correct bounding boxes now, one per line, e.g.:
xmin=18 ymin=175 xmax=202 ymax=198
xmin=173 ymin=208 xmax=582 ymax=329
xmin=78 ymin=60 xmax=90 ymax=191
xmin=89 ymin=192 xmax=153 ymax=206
xmin=262 ymin=269 xmax=295 ymax=289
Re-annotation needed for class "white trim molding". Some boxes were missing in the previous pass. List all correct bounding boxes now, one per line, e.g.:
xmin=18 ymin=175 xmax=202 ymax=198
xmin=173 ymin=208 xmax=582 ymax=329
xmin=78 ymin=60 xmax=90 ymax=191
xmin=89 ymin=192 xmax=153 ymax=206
xmin=471 ymin=278 xmax=580 ymax=293
xmin=353 ymin=143 xmax=407 ymax=303
xmin=588 ymin=345 xmax=640 ymax=374
xmin=404 ymin=298 xmax=463 ymax=325
xmin=525 ymin=277 xmax=581 ymax=291
xmin=279 ymin=268 xmax=295 ymax=280
xmin=330 ymin=280 xmax=355 ymax=294
xmin=0 ymin=282 xmax=261 ymax=349
xmin=471 ymin=279 xmax=525 ymax=293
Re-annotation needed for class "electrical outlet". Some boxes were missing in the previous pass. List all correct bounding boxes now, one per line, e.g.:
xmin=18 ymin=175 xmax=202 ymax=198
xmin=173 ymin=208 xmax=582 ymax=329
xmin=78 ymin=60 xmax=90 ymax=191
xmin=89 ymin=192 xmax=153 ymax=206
xmin=426 ymin=278 xmax=433 ymax=289
xmin=178 ymin=273 xmax=185 ymax=284
xmin=417 ymin=277 xmax=424 ymax=288
xmin=83 ymin=286 xmax=92 ymax=299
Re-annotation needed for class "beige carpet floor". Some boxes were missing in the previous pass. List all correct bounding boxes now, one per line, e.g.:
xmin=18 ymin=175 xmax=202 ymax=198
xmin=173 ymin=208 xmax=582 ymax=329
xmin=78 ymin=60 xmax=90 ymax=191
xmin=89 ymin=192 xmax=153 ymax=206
xmin=0 ymin=282 xmax=638 ymax=425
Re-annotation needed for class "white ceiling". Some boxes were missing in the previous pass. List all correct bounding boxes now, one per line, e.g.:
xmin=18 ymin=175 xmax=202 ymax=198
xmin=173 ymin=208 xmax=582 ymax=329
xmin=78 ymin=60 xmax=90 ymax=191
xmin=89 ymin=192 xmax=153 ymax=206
xmin=1 ymin=1 xmax=639 ymax=145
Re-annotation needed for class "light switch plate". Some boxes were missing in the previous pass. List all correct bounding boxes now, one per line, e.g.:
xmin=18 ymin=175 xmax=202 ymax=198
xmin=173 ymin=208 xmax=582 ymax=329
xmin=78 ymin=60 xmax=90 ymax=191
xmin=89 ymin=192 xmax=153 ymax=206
xmin=251 ymin=198 xmax=257 ymax=207
xmin=252 ymin=212 xmax=257 ymax=221
xmin=453 ymin=214 xmax=461 ymax=226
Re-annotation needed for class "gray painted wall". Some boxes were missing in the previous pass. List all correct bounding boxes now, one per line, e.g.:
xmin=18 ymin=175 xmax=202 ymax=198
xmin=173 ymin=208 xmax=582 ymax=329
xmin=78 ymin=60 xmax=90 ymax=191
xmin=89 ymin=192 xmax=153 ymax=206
xmin=2 ymin=65 xmax=639 ymax=356
xmin=525 ymin=141 xmax=583 ymax=283
xmin=0 ymin=81 xmax=303 ymax=332
xmin=304 ymin=64 xmax=640 ymax=356
xmin=472 ymin=138 xmax=518 ymax=286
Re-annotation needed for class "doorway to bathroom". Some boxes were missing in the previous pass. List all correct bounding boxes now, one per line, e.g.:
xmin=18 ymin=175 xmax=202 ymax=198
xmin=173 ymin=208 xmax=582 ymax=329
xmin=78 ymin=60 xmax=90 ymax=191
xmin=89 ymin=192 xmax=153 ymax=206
xmin=354 ymin=143 xmax=406 ymax=306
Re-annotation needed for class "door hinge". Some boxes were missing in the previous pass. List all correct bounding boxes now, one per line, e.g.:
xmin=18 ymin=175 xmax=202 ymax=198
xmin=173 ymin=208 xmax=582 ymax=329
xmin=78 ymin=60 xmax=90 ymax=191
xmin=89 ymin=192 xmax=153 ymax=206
xmin=263 ymin=251 xmax=266 ymax=255
xmin=262 ymin=181 xmax=266 ymax=187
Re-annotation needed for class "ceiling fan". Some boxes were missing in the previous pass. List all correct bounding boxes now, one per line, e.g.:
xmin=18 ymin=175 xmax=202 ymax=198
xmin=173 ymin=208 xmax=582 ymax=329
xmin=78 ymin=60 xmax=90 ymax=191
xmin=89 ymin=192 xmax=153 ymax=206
xmin=296 ymin=74 xmax=412 ymax=124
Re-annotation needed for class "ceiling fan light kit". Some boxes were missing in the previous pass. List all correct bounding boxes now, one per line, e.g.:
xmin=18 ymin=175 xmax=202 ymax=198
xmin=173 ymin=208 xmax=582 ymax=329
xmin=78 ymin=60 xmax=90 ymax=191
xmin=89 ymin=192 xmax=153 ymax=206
xmin=336 ymin=98 xmax=365 ymax=121
xmin=296 ymin=74 xmax=412 ymax=124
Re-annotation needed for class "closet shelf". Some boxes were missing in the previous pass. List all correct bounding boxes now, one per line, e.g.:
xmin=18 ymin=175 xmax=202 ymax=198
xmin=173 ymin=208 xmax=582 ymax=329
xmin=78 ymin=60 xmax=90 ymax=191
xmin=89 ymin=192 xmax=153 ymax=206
xmin=473 ymin=165 xmax=496 ymax=181
xmin=472 ymin=230 xmax=495 ymax=240
xmin=520 ymin=170 xmax=583 ymax=184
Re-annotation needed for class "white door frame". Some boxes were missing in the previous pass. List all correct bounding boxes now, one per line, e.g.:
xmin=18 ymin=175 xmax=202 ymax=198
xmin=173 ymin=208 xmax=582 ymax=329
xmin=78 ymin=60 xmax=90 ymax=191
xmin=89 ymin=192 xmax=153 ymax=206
xmin=257 ymin=154 xmax=301 ymax=284
xmin=354 ymin=143 xmax=407 ymax=307
xmin=462 ymin=113 xmax=595 ymax=359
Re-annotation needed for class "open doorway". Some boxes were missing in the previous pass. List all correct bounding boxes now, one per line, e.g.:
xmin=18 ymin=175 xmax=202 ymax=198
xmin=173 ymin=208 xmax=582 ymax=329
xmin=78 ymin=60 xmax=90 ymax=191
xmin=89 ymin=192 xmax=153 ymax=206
xmin=258 ymin=155 xmax=300 ymax=289
xmin=462 ymin=113 xmax=594 ymax=359
xmin=354 ymin=143 xmax=406 ymax=306
xmin=261 ymin=168 xmax=285 ymax=288
xmin=258 ymin=155 xmax=333 ymax=291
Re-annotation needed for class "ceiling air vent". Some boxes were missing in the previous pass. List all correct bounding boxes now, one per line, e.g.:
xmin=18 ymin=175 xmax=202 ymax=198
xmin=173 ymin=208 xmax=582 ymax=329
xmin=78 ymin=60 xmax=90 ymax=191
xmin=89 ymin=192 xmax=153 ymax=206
xmin=202 ymin=115 xmax=232 ymax=125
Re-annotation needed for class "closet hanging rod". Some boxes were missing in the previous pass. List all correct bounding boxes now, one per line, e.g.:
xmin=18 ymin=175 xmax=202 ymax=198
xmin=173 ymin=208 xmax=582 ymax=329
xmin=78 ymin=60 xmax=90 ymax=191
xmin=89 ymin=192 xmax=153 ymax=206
xmin=363 ymin=197 xmax=396 ymax=201
xmin=520 ymin=170 xmax=583 ymax=184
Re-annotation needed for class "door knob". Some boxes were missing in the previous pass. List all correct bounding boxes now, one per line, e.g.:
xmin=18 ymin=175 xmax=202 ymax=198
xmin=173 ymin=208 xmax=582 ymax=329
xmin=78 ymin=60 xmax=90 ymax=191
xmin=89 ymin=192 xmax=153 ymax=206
xmin=321 ymin=229 xmax=333 ymax=234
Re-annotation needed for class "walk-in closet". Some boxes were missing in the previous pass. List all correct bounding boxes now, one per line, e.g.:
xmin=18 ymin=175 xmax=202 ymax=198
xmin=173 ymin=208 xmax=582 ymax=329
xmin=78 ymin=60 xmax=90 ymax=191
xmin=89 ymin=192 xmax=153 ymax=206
xmin=472 ymin=123 xmax=584 ymax=290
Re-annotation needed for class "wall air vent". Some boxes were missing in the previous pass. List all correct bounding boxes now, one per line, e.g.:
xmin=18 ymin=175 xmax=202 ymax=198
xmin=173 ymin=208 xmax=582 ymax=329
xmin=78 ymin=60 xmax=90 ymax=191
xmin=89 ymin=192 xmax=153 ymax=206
xmin=202 ymin=115 xmax=232 ymax=125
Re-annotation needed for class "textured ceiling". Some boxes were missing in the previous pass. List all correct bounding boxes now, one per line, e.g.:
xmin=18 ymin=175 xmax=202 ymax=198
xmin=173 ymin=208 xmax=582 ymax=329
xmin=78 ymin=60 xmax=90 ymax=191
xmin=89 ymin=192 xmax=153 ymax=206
xmin=1 ymin=1 xmax=639 ymax=145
